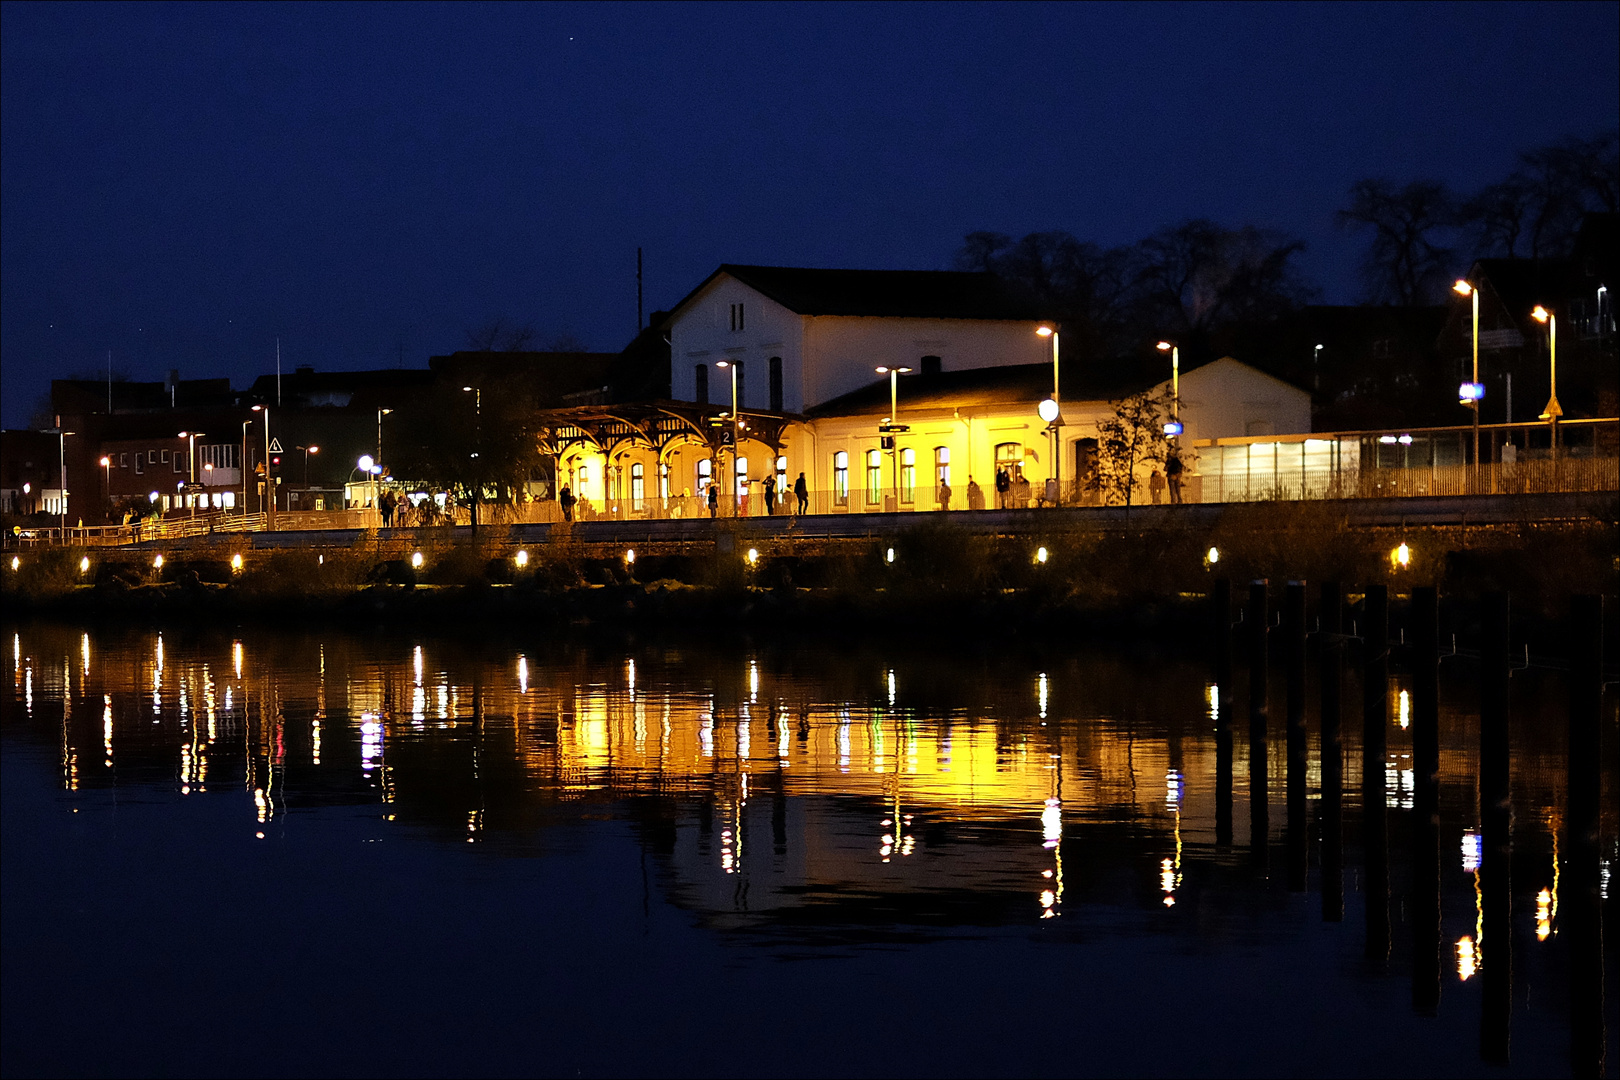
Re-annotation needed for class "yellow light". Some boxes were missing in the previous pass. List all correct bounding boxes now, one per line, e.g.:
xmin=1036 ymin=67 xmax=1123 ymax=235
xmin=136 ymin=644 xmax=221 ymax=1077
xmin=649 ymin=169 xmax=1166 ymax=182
xmin=79 ymin=556 xmax=89 ymax=573
xmin=1156 ymin=340 xmax=1173 ymax=351
xmin=1206 ymin=546 xmax=1220 ymax=564
xmin=1035 ymin=546 xmax=1048 ymax=564
xmin=1456 ymin=936 xmax=1478 ymax=980
xmin=1531 ymin=305 xmax=1549 ymax=323
xmin=1453 ymin=279 xmax=1474 ymax=296
xmin=1392 ymin=542 xmax=1411 ymax=568
xmin=745 ymin=548 xmax=758 ymax=566
xmin=99 ymin=456 xmax=110 ymax=466
xmin=625 ymin=549 xmax=636 ymax=564
xmin=514 ymin=549 xmax=529 ymax=567
xmin=153 ymin=555 xmax=164 ymax=569
xmin=10 ymin=556 xmax=19 ymax=571
xmin=230 ymin=554 xmax=243 ymax=572
xmin=411 ymin=551 xmax=424 ymax=568
xmin=1036 ymin=326 xmax=1053 ymax=337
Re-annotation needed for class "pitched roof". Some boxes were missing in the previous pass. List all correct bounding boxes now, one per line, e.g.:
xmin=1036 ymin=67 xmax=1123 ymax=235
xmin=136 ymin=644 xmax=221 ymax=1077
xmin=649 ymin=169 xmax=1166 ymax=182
xmin=667 ymin=264 xmax=1046 ymax=322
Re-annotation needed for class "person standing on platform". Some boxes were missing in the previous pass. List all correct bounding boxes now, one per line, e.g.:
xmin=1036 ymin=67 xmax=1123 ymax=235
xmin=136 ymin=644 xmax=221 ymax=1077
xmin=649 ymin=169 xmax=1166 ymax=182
xmin=794 ymin=472 xmax=809 ymax=514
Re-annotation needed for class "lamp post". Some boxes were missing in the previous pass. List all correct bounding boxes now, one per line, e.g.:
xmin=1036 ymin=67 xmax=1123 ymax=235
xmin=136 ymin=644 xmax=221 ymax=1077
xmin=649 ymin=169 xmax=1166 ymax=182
xmin=1453 ymin=280 xmax=1483 ymax=492
xmin=55 ymin=424 xmax=74 ymax=538
xmin=1312 ymin=343 xmax=1324 ymax=392
xmin=295 ymin=445 xmax=319 ymax=497
xmin=376 ymin=407 xmax=392 ymax=491
xmin=1530 ymin=305 xmax=1562 ymax=463
xmin=875 ymin=365 xmax=912 ymax=509
xmin=241 ymin=420 xmax=252 ymax=517
xmin=99 ymin=456 xmax=111 ymax=516
xmin=461 ymin=387 xmax=481 ymax=535
xmin=1037 ymin=326 xmax=1061 ymax=501
xmin=714 ymin=362 xmax=741 ymax=515
xmin=178 ymin=431 xmax=204 ymax=519
xmin=251 ymin=405 xmax=274 ymax=530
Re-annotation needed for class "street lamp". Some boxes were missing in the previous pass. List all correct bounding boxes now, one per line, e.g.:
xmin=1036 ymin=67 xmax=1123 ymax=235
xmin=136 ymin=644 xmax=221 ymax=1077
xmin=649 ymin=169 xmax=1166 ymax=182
xmin=296 ymin=445 xmax=319 ymax=494
xmin=461 ymin=387 xmax=481 ymax=534
xmin=714 ymin=362 xmax=742 ymax=515
xmin=1453 ymin=280 xmax=1483 ymax=492
xmin=54 ymin=426 xmax=75 ymax=537
xmin=1313 ymin=343 xmax=1324 ymax=392
xmin=376 ymin=408 xmax=392 ymax=518
xmin=875 ymin=365 xmax=913 ymax=509
xmin=99 ymin=456 xmax=111 ymax=514
xmin=1037 ymin=326 xmax=1062 ymax=502
xmin=250 ymin=405 xmax=274 ymax=531
xmin=1530 ymin=305 xmax=1562 ymax=461
xmin=178 ymin=431 xmax=204 ymax=519
xmin=1156 ymin=341 xmax=1181 ymax=430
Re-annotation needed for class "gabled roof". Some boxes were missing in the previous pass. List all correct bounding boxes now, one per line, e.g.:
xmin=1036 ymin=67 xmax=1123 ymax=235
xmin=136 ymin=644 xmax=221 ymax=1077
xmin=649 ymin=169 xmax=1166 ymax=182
xmin=809 ymin=356 xmax=1307 ymax=419
xmin=666 ymin=264 xmax=1046 ymax=322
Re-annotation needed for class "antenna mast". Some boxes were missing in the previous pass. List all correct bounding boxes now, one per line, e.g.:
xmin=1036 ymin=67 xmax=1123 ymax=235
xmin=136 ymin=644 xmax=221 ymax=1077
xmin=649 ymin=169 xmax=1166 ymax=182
xmin=276 ymin=338 xmax=282 ymax=406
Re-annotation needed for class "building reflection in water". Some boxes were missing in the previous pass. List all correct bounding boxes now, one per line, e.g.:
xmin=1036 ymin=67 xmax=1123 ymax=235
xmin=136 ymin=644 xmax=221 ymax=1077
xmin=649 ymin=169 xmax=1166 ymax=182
xmin=7 ymin=620 xmax=1609 ymax=1032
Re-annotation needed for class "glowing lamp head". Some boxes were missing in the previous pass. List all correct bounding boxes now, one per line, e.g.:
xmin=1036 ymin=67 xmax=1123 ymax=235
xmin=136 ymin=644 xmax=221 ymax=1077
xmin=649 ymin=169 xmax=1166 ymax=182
xmin=231 ymin=553 xmax=243 ymax=572
xmin=1038 ymin=398 xmax=1060 ymax=423
xmin=148 ymin=491 xmax=159 ymax=502
xmin=10 ymin=556 xmax=19 ymax=571
xmin=308 ymin=445 xmax=319 ymax=454
xmin=152 ymin=555 xmax=164 ymax=569
xmin=715 ymin=360 xmax=729 ymax=369
xmin=1531 ymin=305 xmax=1550 ymax=323
xmin=1036 ymin=326 xmax=1054 ymax=337
xmin=745 ymin=548 xmax=759 ymax=566
xmin=1206 ymin=546 xmax=1220 ymax=565
xmin=411 ymin=551 xmax=424 ymax=569
xmin=1458 ymin=382 xmax=1486 ymax=403
xmin=1035 ymin=546 xmax=1048 ymax=564
xmin=99 ymin=456 xmax=110 ymax=466
xmin=1156 ymin=341 xmax=1173 ymax=352
xmin=1453 ymin=279 xmax=1474 ymax=296
xmin=21 ymin=483 xmax=29 ymax=494
xmin=1391 ymin=542 xmax=1411 ymax=569
xmin=514 ymin=549 xmax=529 ymax=568
xmin=78 ymin=556 xmax=88 ymax=573
xmin=1163 ymin=421 xmax=1184 ymax=436
xmin=357 ymin=454 xmax=375 ymax=472
xmin=625 ymin=549 xmax=636 ymax=564
xmin=884 ymin=547 xmax=895 ymax=564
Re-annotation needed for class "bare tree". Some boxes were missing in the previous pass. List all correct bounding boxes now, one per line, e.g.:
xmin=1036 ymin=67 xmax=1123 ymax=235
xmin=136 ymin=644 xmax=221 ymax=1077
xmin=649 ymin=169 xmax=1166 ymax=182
xmin=1091 ymin=388 xmax=1174 ymax=510
xmin=955 ymin=230 xmax=1137 ymax=357
xmin=1458 ymin=175 xmax=1535 ymax=258
xmin=464 ymin=316 xmax=538 ymax=352
xmin=1337 ymin=178 xmax=1457 ymax=305
xmin=1133 ymin=220 xmax=1314 ymax=336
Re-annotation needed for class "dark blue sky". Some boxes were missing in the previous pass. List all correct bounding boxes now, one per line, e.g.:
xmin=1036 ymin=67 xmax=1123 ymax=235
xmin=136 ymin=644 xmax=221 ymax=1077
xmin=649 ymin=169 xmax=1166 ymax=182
xmin=3 ymin=1 xmax=1616 ymax=426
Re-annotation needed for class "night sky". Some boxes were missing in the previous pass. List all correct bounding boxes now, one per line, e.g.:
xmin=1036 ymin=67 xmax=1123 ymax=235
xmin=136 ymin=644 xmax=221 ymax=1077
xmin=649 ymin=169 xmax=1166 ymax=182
xmin=3 ymin=1 xmax=1616 ymax=426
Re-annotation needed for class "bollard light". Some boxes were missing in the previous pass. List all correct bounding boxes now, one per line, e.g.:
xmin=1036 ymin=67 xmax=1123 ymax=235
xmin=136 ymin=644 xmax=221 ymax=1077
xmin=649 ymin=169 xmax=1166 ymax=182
xmin=1035 ymin=546 xmax=1049 ymax=564
xmin=411 ymin=551 xmax=424 ymax=569
xmin=625 ymin=549 xmax=636 ymax=565
xmin=1206 ymin=546 xmax=1220 ymax=565
xmin=745 ymin=548 xmax=759 ymax=566
xmin=885 ymin=547 xmax=895 ymax=564
xmin=231 ymin=554 xmax=243 ymax=572
xmin=153 ymin=555 xmax=164 ymax=569
xmin=515 ymin=549 xmax=529 ymax=568
xmin=1391 ymin=542 xmax=1411 ymax=569
xmin=78 ymin=556 xmax=88 ymax=573
xmin=10 ymin=556 xmax=20 ymax=571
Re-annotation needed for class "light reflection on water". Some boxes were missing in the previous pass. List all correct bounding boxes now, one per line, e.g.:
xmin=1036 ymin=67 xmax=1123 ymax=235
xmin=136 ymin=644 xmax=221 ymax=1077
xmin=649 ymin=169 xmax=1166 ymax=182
xmin=2 ymin=621 xmax=1614 ymax=1077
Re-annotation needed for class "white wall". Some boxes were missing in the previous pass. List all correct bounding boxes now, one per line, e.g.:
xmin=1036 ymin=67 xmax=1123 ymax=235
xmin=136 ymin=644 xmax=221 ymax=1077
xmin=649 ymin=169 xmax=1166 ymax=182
xmin=668 ymin=276 xmax=806 ymax=412
xmin=1173 ymin=357 xmax=1312 ymax=441
xmin=666 ymin=272 xmax=1052 ymax=413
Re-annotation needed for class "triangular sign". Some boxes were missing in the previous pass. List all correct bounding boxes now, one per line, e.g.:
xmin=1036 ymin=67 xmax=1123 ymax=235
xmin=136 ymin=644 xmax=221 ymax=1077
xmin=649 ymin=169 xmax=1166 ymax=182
xmin=268 ymin=438 xmax=284 ymax=453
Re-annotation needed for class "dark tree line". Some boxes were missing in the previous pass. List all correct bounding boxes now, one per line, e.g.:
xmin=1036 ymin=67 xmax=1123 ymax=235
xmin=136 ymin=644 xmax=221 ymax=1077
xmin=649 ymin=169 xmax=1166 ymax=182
xmin=1337 ymin=130 xmax=1617 ymax=305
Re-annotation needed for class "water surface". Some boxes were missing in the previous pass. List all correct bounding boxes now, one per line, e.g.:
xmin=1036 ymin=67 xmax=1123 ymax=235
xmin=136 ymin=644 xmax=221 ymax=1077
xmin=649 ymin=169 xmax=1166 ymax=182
xmin=2 ymin=620 xmax=1613 ymax=1077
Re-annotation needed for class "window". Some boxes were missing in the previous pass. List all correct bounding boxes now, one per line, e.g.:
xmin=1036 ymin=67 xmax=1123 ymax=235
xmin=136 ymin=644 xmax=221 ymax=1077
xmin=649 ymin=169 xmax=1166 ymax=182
xmin=135 ymin=455 xmax=144 ymax=476
xmin=865 ymin=449 xmax=883 ymax=504
xmin=921 ymin=355 xmax=942 ymax=376
xmin=775 ymin=455 xmax=788 ymax=495
xmin=658 ymin=460 xmax=670 ymax=501
xmin=173 ymin=454 xmax=183 ymax=473
xmin=630 ymin=462 xmax=645 ymax=507
xmin=768 ymin=356 xmax=783 ymax=412
xmin=695 ymin=364 xmax=708 ymax=405
xmin=833 ymin=451 xmax=849 ymax=505
xmin=934 ymin=446 xmax=950 ymax=488
xmin=899 ymin=447 xmax=916 ymax=503
xmin=119 ymin=453 xmax=128 ymax=468
xmin=148 ymin=450 xmax=158 ymax=465
xmin=995 ymin=442 xmax=1023 ymax=481
xmin=730 ymin=303 xmax=745 ymax=331
xmin=735 ymin=456 xmax=749 ymax=500
xmin=161 ymin=449 xmax=170 ymax=464
xmin=696 ymin=458 xmax=712 ymax=495
xmin=200 ymin=444 xmax=238 ymax=470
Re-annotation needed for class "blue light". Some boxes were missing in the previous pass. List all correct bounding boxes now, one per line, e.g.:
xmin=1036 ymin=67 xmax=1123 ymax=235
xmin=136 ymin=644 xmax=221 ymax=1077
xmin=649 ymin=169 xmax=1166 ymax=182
xmin=1162 ymin=421 xmax=1183 ymax=436
xmin=1458 ymin=382 xmax=1486 ymax=402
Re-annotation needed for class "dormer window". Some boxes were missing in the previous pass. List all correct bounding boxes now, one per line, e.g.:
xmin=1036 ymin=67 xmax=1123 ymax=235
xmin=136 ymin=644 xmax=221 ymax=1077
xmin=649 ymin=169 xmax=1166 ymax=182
xmin=730 ymin=303 xmax=745 ymax=332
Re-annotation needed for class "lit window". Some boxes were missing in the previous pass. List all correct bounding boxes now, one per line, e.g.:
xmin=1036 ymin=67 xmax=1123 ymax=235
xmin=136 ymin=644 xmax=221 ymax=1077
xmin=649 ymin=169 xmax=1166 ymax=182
xmin=866 ymin=449 xmax=882 ymax=504
xmin=934 ymin=446 xmax=950 ymax=488
xmin=696 ymin=458 xmax=712 ymax=494
xmin=657 ymin=460 xmax=670 ymax=501
xmin=775 ymin=455 xmax=788 ymax=494
xmin=735 ymin=456 xmax=749 ymax=499
xmin=833 ymin=451 xmax=849 ymax=505
xmin=630 ymin=462 xmax=645 ymax=507
xmin=899 ymin=447 xmax=916 ymax=504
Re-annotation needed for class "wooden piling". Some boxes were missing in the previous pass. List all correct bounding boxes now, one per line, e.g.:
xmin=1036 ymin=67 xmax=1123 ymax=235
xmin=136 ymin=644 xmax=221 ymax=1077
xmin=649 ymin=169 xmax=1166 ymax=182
xmin=1410 ymin=585 xmax=1441 ymax=1016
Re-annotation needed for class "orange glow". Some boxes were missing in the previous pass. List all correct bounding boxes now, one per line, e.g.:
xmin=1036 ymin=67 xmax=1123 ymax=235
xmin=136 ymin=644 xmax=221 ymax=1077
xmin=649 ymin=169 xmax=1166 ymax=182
xmin=1452 ymin=279 xmax=1474 ymax=296
xmin=1156 ymin=341 xmax=1172 ymax=351
xmin=1531 ymin=305 xmax=1550 ymax=323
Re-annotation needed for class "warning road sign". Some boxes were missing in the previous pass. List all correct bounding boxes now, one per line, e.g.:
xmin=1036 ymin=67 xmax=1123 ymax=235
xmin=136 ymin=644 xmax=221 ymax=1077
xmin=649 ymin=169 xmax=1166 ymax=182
xmin=268 ymin=438 xmax=284 ymax=453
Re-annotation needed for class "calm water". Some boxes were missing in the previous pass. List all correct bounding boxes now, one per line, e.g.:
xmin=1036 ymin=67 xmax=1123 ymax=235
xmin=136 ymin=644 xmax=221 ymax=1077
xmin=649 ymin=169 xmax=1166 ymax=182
xmin=2 ymin=620 xmax=1613 ymax=1078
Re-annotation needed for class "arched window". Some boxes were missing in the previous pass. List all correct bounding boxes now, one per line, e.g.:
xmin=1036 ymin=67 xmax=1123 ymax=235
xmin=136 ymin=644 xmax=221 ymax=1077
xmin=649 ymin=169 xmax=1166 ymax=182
xmin=865 ymin=449 xmax=883 ymax=505
xmin=657 ymin=460 xmax=670 ymax=501
xmin=899 ymin=447 xmax=916 ymax=504
xmin=735 ymin=456 xmax=749 ymax=500
xmin=694 ymin=363 xmax=708 ymax=405
xmin=775 ymin=455 xmax=788 ymax=494
xmin=696 ymin=457 xmax=712 ymax=495
xmin=630 ymin=462 xmax=645 ymax=508
xmin=934 ymin=446 xmax=950 ymax=488
xmin=768 ymin=356 xmax=783 ymax=412
xmin=833 ymin=451 xmax=849 ymax=505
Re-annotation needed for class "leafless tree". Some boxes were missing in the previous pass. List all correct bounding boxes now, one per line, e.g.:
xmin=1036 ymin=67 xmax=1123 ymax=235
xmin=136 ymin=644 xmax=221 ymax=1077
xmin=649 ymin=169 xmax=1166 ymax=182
xmin=1337 ymin=178 xmax=1457 ymax=305
xmin=464 ymin=316 xmax=538 ymax=352
xmin=1091 ymin=388 xmax=1174 ymax=510
xmin=1133 ymin=220 xmax=1314 ymax=335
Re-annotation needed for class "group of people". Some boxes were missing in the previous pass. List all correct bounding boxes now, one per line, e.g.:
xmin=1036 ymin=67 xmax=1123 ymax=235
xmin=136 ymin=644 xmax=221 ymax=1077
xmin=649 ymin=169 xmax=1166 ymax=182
xmin=1147 ymin=453 xmax=1186 ymax=505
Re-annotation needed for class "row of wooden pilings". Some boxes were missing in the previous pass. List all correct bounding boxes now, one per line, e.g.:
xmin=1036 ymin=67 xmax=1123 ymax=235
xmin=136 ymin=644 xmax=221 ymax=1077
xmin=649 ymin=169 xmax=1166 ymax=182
xmin=1210 ymin=579 xmax=1607 ymax=1077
